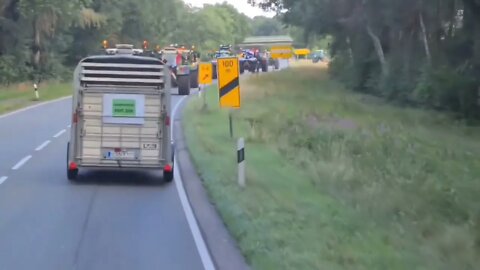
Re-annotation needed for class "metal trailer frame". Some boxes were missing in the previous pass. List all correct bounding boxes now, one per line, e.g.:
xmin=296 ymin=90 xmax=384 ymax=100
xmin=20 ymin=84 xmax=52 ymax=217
xmin=67 ymin=53 xmax=173 ymax=181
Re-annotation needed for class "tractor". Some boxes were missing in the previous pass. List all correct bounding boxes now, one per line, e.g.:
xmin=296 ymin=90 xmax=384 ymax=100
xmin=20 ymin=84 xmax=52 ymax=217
xmin=211 ymin=45 xmax=234 ymax=79
xmin=160 ymin=45 xmax=199 ymax=95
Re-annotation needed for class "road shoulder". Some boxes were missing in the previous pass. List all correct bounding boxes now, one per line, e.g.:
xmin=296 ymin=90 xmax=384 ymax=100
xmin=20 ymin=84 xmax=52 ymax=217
xmin=173 ymin=99 xmax=250 ymax=270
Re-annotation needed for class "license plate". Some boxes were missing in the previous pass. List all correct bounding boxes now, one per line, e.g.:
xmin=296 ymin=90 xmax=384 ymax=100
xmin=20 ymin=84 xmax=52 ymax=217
xmin=143 ymin=143 xmax=158 ymax=150
xmin=106 ymin=150 xmax=136 ymax=160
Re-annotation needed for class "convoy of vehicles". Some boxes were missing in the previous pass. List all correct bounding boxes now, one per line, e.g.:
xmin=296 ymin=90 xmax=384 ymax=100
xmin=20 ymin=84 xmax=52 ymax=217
xmin=67 ymin=43 xmax=174 ymax=182
xmin=66 ymin=39 xmax=291 ymax=182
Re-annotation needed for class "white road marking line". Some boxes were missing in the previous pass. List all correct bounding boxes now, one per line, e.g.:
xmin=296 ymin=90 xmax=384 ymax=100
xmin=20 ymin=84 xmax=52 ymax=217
xmin=0 ymin=176 xmax=7 ymax=185
xmin=171 ymin=96 xmax=188 ymax=139
xmin=0 ymin=96 xmax=71 ymax=119
xmin=35 ymin=140 xmax=51 ymax=151
xmin=171 ymin=95 xmax=215 ymax=270
xmin=53 ymin=129 xmax=66 ymax=138
xmin=12 ymin=155 xmax=32 ymax=170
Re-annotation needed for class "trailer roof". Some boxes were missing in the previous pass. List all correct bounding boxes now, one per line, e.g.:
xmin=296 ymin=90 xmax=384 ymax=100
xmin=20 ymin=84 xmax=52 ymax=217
xmin=81 ymin=55 xmax=163 ymax=65
xmin=238 ymin=35 xmax=294 ymax=47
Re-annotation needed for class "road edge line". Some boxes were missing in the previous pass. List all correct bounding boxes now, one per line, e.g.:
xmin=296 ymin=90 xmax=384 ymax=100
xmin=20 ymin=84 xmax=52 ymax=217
xmin=0 ymin=96 xmax=71 ymax=120
xmin=172 ymin=95 xmax=215 ymax=270
xmin=173 ymin=93 xmax=251 ymax=270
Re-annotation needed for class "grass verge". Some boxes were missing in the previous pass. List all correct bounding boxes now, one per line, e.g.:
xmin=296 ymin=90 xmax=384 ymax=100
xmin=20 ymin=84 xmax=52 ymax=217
xmin=183 ymin=65 xmax=480 ymax=270
xmin=0 ymin=82 xmax=71 ymax=115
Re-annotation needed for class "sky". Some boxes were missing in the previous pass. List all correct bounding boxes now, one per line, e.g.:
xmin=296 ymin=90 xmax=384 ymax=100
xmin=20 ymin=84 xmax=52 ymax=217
xmin=182 ymin=0 xmax=275 ymax=18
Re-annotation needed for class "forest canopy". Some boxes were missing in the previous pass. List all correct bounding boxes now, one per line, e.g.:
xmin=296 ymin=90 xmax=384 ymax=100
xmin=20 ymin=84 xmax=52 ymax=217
xmin=0 ymin=0 xmax=287 ymax=84
xmin=251 ymin=0 xmax=480 ymax=119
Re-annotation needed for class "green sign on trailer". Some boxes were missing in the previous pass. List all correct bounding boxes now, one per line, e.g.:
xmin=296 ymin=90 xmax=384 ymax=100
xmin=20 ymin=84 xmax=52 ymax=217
xmin=112 ymin=99 xmax=136 ymax=117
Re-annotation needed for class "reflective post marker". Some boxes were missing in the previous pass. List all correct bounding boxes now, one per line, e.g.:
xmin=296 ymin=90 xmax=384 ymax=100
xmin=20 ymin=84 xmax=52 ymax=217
xmin=34 ymin=83 xmax=39 ymax=100
xmin=237 ymin=137 xmax=245 ymax=187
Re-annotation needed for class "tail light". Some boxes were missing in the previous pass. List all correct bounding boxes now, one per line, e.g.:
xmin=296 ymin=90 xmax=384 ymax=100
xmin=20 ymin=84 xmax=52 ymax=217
xmin=165 ymin=115 xmax=171 ymax=126
xmin=72 ymin=112 xmax=78 ymax=124
xmin=69 ymin=162 xmax=78 ymax=170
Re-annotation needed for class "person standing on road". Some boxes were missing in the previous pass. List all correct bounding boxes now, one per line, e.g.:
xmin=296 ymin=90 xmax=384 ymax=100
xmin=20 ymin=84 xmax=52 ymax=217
xmin=176 ymin=51 xmax=182 ymax=66
xmin=254 ymin=49 xmax=261 ymax=73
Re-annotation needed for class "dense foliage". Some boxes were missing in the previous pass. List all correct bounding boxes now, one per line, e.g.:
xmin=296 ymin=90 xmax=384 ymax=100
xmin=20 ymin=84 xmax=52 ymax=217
xmin=252 ymin=0 xmax=480 ymax=119
xmin=0 ymin=0 xmax=283 ymax=84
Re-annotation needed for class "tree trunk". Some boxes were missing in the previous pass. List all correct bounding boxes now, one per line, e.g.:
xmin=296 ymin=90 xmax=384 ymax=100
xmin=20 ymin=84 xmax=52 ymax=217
xmin=419 ymin=11 xmax=432 ymax=65
xmin=346 ymin=35 xmax=355 ymax=64
xmin=32 ymin=17 xmax=41 ymax=70
xmin=366 ymin=24 xmax=388 ymax=76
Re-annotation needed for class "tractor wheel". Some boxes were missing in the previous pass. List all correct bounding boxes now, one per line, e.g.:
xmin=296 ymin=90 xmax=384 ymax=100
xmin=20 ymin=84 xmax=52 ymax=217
xmin=171 ymin=74 xmax=178 ymax=88
xmin=177 ymin=75 xmax=190 ymax=96
xmin=274 ymin=60 xmax=280 ymax=70
xmin=190 ymin=69 xmax=199 ymax=88
xmin=212 ymin=64 xmax=217 ymax=79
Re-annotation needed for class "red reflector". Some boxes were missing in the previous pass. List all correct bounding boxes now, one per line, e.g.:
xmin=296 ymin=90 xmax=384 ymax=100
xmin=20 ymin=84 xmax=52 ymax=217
xmin=165 ymin=115 xmax=171 ymax=126
xmin=72 ymin=112 xmax=78 ymax=124
xmin=69 ymin=162 xmax=78 ymax=170
xmin=114 ymin=148 xmax=121 ymax=152
xmin=164 ymin=164 xmax=173 ymax=173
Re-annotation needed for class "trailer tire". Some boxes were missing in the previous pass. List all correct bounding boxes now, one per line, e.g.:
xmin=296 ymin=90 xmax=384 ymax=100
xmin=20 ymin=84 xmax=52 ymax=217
xmin=190 ymin=68 xmax=199 ymax=88
xmin=240 ymin=62 xmax=245 ymax=74
xmin=274 ymin=60 xmax=280 ymax=70
xmin=66 ymin=142 xmax=78 ymax=181
xmin=177 ymin=75 xmax=190 ymax=96
xmin=163 ymin=143 xmax=175 ymax=183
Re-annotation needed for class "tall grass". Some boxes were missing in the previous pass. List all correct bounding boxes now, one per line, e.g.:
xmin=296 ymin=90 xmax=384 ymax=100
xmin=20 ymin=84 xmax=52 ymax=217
xmin=184 ymin=65 xmax=480 ymax=270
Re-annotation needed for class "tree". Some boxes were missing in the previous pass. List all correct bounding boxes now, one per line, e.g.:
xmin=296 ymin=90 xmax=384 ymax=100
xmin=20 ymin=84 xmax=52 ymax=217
xmin=251 ymin=0 xmax=480 ymax=118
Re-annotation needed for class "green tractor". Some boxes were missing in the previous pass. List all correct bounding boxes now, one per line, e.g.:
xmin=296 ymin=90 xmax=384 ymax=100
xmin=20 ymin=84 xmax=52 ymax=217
xmin=161 ymin=45 xmax=199 ymax=95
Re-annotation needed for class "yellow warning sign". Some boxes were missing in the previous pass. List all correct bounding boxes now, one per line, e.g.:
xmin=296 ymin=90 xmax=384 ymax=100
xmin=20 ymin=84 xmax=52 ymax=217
xmin=217 ymin=57 xmax=241 ymax=108
xmin=198 ymin=63 xmax=213 ymax=85
xmin=271 ymin=46 xmax=293 ymax=59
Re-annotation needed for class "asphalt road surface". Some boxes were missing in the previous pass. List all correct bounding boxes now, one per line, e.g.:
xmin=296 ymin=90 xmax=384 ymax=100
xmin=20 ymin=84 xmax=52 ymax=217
xmin=0 ymin=93 xmax=208 ymax=270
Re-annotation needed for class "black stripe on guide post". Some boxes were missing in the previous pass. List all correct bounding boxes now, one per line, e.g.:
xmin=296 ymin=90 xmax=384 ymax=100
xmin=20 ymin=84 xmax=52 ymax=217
xmin=237 ymin=148 xmax=245 ymax=163
xmin=220 ymin=77 xmax=239 ymax=98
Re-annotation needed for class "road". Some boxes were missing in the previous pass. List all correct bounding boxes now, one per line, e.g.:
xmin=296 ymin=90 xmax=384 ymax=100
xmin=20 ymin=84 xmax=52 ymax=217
xmin=0 ymin=94 xmax=208 ymax=270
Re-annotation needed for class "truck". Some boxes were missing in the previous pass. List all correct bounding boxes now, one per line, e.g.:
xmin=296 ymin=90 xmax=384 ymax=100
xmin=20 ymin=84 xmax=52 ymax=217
xmin=66 ymin=44 xmax=174 ymax=182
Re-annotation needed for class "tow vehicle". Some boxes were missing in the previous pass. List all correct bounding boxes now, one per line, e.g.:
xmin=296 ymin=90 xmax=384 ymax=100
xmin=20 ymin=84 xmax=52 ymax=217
xmin=67 ymin=43 xmax=174 ymax=182
xmin=161 ymin=45 xmax=199 ymax=95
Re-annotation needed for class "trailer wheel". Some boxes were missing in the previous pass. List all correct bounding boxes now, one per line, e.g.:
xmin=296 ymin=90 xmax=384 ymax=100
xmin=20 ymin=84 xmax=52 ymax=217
xmin=240 ymin=62 xmax=245 ymax=74
xmin=274 ymin=60 xmax=279 ymax=70
xmin=66 ymin=142 xmax=78 ymax=181
xmin=163 ymin=167 xmax=173 ymax=182
xmin=177 ymin=75 xmax=190 ymax=95
xmin=190 ymin=69 xmax=199 ymax=88
xmin=163 ymin=143 xmax=175 ymax=183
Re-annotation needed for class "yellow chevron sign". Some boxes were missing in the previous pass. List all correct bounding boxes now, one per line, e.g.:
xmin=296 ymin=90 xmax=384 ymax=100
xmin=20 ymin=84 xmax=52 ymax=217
xmin=270 ymin=46 xmax=293 ymax=59
xmin=217 ymin=57 xmax=241 ymax=108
